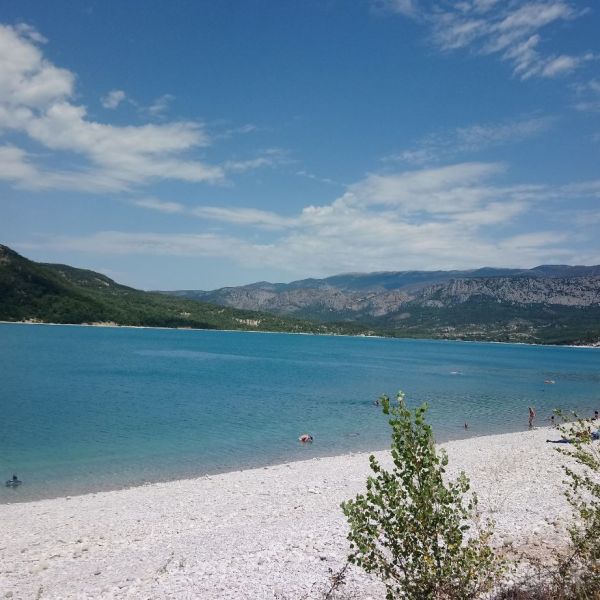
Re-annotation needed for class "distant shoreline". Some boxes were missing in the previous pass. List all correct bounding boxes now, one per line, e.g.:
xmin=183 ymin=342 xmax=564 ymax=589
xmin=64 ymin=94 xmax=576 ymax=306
xmin=1 ymin=319 xmax=599 ymax=348
xmin=3 ymin=319 xmax=600 ymax=349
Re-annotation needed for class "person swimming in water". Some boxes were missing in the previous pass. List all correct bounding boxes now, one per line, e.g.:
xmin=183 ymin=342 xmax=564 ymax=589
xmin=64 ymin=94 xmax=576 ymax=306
xmin=5 ymin=474 xmax=21 ymax=487
xmin=298 ymin=434 xmax=313 ymax=443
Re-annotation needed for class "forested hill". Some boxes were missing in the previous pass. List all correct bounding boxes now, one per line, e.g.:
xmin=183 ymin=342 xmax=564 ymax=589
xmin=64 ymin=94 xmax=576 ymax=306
xmin=0 ymin=245 xmax=363 ymax=335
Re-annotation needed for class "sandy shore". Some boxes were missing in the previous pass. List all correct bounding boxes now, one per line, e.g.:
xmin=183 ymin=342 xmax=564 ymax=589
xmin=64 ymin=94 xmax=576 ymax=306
xmin=1 ymin=427 xmax=575 ymax=599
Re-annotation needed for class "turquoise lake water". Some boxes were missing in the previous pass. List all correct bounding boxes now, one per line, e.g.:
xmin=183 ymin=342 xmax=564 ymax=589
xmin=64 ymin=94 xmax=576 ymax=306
xmin=1 ymin=323 xmax=599 ymax=503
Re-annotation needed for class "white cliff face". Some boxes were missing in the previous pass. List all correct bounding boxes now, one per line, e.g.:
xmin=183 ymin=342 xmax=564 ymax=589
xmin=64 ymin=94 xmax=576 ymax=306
xmin=193 ymin=275 xmax=600 ymax=318
xmin=422 ymin=277 xmax=600 ymax=307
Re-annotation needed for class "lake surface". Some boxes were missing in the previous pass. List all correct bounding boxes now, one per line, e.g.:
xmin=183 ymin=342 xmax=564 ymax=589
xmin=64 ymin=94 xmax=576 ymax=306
xmin=1 ymin=323 xmax=599 ymax=503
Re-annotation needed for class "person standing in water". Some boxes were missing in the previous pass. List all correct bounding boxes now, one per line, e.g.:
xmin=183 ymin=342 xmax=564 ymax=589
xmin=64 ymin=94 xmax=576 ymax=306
xmin=528 ymin=406 xmax=536 ymax=429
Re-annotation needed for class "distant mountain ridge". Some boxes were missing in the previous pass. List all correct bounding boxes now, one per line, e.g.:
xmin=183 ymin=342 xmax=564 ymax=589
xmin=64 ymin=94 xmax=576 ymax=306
xmin=166 ymin=265 xmax=600 ymax=316
xmin=164 ymin=265 xmax=600 ymax=344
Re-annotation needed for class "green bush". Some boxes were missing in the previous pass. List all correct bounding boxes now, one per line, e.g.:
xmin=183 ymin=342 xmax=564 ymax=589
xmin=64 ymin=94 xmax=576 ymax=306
xmin=341 ymin=391 xmax=504 ymax=600
xmin=553 ymin=412 xmax=600 ymax=597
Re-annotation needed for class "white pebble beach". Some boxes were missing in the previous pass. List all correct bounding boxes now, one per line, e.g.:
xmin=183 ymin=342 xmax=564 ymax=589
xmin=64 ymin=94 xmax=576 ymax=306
xmin=1 ymin=426 xmax=575 ymax=599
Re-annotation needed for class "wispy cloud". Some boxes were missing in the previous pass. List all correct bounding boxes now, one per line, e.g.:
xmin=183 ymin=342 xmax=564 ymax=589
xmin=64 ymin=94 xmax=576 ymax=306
xmin=191 ymin=206 xmax=294 ymax=229
xmin=142 ymin=93 xmax=175 ymax=118
xmin=132 ymin=197 xmax=186 ymax=214
xmin=384 ymin=115 xmax=555 ymax=165
xmin=132 ymin=196 xmax=293 ymax=230
xmin=221 ymin=123 xmax=260 ymax=137
xmin=573 ymin=78 xmax=600 ymax=112
xmin=101 ymin=89 xmax=127 ymax=109
xmin=23 ymin=162 xmax=600 ymax=275
xmin=377 ymin=1 xmax=595 ymax=80
xmin=223 ymin=148 xmax=291 ymax=174
xmin=296 ymin=170 xmax=342 ymax=186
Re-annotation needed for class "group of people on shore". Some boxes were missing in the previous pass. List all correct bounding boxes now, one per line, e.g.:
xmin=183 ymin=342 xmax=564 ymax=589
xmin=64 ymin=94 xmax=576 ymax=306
xmin=529 ymin=407 xmax=598 ymax=430
xmin=297 ymin=407 xmax=599 ymax=446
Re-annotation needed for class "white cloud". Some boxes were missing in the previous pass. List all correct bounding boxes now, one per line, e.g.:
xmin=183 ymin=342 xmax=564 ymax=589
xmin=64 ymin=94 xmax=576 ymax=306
xmin=0 ymin=24 xmax=73 ymax=109
xmin=230 ymin=123 xmax=258 ymax=135
xmin=345 ymin=162 xmax=505 ymax=212
xmin=191 ymin=206 xmax=294 ymax=229
xmin=385 ymin=115 xmax=555 ymax=165
xmin=373 ymin=0 xmax=420 ymax=17
xmin=573 ymin=78 xmax=600 ymax=112
xmin=224 ymin=148 xmax=291 ymax=173
xmin=0 ymin=24 xmax=223 ymax=192
xmin=132 ymin=197 xmax=185 ymax=213
xmin=0 ymin=145 xmax=39 ymax=181
xmin=101 ymin=89 xmax=126 ymax=109
xmin=296 ymin=170 xmax=341 ymax=186
xmin=131 ymin=194 xmax=294 ymax=230
xmin=143 ymin=93 xmax=175 ymax=117
xmin=131 ymin=195 xmax=294 ymax=230
xmin=25 ymin=162 xmax=600 ymax=276
xmin=14 ymin=23 xmax=48 ymax=44
xmin=378 ymin=1 xmax=594 ymax=80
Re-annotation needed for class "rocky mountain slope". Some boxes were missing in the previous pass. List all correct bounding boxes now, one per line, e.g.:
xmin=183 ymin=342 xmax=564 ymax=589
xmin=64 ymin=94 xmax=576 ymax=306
xmin=165 ymin=266 xmax=600 ymax=344
xmin=167 ymin=266 xmax=600 ymax=317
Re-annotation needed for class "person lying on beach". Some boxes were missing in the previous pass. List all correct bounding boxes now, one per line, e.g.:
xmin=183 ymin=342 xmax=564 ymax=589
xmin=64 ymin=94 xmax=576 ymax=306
xmin=298 ymin=434 xmax=313 ymax=443
xmin=546 ymin=429 xmax=600 ymax=444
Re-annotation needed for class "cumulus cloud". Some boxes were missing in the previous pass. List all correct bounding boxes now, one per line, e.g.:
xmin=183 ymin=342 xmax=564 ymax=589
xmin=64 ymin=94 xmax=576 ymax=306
xmin=0 ymin=24 xmax=227 ymax=192
xmin=377 ymin=1 xmax=594 ymax=80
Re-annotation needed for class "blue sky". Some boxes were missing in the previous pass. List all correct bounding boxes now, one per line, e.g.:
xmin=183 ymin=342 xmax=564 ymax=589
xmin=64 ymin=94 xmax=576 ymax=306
xmin=1 ymin=0 xmax=599 ymax=289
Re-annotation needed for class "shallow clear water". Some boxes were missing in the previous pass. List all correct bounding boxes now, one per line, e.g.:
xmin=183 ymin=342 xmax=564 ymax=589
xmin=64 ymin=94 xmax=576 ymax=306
xmin=1 ymin=323 xmax=599 ymax=503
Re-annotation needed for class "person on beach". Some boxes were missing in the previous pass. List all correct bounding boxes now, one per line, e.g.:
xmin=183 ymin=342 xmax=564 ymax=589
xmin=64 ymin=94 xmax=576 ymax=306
xmin=528 ymin=406 xmax=536 ymax=429
xmin=594 ymin=410 xmax=599 ymax=420
xmin=298 ymin=434 xmax=313 ymax=443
